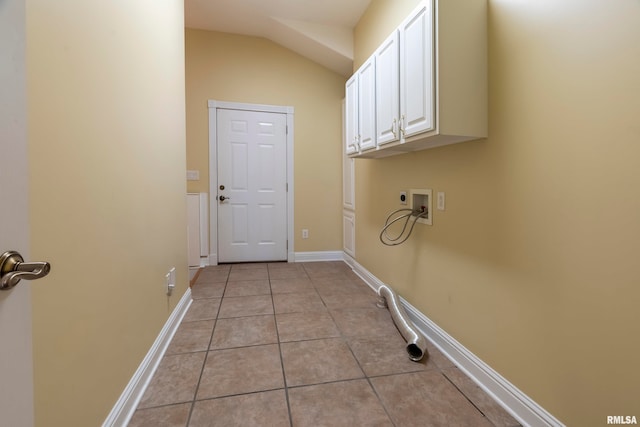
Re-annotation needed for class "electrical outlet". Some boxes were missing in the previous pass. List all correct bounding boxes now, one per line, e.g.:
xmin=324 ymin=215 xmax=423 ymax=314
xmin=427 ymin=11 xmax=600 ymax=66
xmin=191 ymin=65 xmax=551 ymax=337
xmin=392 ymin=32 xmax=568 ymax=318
xmin=302 ymin=229 xmax=309 ymax=239
xmin=400 ymin=191 xmax=407 ymax=205
xmin=166 ymin=267 xmax=176 ymax=296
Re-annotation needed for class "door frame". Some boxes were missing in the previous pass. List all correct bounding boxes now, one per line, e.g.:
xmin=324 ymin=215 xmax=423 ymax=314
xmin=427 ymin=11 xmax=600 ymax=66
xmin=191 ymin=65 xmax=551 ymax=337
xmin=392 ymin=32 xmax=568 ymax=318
xmin=207 ymin=100 xmax=294 ymax=265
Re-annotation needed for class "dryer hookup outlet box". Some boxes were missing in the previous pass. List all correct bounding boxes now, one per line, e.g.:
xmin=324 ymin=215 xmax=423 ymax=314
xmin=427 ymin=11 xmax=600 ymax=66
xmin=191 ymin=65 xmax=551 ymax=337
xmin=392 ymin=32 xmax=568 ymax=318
xmin=409 ymin=189 xmax=432 ymax=225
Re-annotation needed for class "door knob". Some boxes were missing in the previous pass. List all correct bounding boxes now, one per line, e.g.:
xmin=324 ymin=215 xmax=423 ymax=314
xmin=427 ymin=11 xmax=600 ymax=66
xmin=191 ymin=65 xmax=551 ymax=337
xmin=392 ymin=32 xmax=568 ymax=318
xmin=0 ymin=251 xmax=51 ymax=291
xmin=219 ymin=195 xmax=231 ymax=202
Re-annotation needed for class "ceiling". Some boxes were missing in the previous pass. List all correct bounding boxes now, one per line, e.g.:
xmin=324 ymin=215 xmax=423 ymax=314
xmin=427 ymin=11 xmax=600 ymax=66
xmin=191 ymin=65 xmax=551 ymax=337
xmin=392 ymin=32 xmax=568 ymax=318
xmin=184 ymin=0 xmax=372 ymax=76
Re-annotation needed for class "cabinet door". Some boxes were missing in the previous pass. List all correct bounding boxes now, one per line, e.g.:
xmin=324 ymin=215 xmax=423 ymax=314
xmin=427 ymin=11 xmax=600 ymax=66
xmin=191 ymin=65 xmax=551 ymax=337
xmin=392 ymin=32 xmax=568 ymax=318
xmin=343 ymin=210 xmax=356 ymax=258
xmin=357 ymin=57 xmax=376 ymax=151
xmin=345 ymin=74 xmax=358 ymax=155
xmin=375 ymin=31 xmax=400 ymax=146
xmin=343 ymin=154 xmax=355 ymax=210
xmin=399 ymin=1 xmax=434 ymax=138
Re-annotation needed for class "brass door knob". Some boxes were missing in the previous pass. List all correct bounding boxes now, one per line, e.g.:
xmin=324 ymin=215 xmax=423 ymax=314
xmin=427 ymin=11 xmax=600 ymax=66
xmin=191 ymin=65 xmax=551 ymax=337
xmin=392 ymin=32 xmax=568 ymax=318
xmin=0 ymin=251 xmax=51 ymax=290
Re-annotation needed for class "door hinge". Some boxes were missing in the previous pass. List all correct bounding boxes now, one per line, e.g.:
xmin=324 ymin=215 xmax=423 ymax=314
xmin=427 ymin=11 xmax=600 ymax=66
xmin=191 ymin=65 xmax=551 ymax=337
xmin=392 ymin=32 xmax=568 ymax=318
xmin=286 ymin=183 xmax=288 ymax=192
xmin=286 ymin=240 xmax=289 ymax=250
xmin=286 ymin=125 xmax=288 ymax=135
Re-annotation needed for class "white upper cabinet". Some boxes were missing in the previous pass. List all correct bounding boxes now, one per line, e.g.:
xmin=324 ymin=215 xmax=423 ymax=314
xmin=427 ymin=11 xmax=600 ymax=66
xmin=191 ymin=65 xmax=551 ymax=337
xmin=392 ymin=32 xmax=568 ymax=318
xmin=375 ymin=31 xmax=400 ymax=146
xmin=345 ymin=74 xmax=359 ymax=155
xmin=357 ymin=57 xmax=376 ymax=152
xmin=346 ymin=0 xmax=487 ymax=158
xmin=345 ymin=56 xmax=376 ymax=155
xmin=399 ymin=3 xmax=434 ymax=139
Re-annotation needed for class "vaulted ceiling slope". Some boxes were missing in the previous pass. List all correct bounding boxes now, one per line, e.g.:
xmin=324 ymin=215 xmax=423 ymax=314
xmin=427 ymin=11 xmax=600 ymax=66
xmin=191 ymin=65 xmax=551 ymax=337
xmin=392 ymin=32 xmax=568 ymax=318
xmin=185 ymin=0 xmax=372 ymax=76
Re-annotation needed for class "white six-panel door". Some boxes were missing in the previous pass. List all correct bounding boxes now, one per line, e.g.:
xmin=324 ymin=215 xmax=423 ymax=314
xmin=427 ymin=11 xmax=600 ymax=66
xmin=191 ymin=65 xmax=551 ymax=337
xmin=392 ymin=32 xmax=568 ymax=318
xmin=216 ymin=109 xmax=288 ymax=263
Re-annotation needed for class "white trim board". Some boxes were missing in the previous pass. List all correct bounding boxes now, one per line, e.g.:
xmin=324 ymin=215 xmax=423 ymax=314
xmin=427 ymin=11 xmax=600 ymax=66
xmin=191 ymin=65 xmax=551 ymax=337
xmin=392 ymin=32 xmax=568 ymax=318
xmin=102 ymin=289 xmax=192 ymax=427
xmin=208 ymin=100 xmax=295 ymax=265
xmin=199 ymin=192 xmax=209 ymax=258
xmin=343 ymin=254 xmax=564 ymax=427
xmin=294 ymin=251 xmax=345 ymax=262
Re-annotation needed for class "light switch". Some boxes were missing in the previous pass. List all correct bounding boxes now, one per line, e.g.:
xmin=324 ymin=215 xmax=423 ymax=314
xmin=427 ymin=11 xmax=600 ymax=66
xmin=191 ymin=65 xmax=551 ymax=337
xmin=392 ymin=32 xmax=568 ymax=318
xmin=187 ymin=170 xmax=200 ymax=181
xmin=437 ymin=192 xmax=445 ymax=211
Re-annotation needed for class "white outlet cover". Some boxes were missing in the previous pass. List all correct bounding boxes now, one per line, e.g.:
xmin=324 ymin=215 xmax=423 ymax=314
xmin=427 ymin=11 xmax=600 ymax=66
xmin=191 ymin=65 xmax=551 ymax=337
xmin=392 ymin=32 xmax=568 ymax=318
xmin=437 ymin=192 xmax=445 ymax=211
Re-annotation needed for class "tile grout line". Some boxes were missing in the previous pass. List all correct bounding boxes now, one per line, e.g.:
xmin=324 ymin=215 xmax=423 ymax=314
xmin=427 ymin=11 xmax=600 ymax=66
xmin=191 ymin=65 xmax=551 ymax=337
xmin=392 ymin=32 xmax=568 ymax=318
xmin=269 ymin=264 xmax=295 ymax=427
xmin=185 ymin=266 xmax=230 ymax=427
xmin=440 ymin=368 xmax=502 ymax=427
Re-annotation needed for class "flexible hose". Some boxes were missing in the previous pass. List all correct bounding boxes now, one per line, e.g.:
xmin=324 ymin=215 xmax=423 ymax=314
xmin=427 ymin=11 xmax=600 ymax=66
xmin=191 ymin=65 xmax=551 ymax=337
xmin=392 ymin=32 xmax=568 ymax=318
xmin=377 ymin=284 xmax=428 ymax=361
xmin=379 ymin=208 xmax=429 ymax=246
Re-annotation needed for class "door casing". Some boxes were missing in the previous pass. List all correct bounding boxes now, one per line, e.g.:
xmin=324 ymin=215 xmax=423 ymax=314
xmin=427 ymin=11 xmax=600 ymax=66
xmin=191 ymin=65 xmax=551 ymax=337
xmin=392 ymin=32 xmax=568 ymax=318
xmin=208 ymin=100 xmax=294 ymax=264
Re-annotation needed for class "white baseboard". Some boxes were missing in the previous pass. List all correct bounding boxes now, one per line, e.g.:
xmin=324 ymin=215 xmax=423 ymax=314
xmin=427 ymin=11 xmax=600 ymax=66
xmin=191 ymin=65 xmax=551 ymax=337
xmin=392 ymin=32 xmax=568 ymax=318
xmin=344 ymin=254 xmax=564 ymax=427
xmin=207 ymin=253 xmax=217 ymax=266
xmin=189 ymin=267 xmax=200 ymax=282
xmin=343 ymin=253 xmax=382 ymax=293
xmin=207 ymin=251 xmax=341 ymax=264
xmin=102 ymin=288 xmax=192 ymax=427
xmin=294 ymin=251 xmax=345 ymax=262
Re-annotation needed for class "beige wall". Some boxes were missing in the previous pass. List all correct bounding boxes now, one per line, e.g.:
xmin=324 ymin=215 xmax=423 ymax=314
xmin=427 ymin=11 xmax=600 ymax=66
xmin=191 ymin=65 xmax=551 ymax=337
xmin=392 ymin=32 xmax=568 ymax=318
xmin=354 ymin=0 xmax=640 ymax=425
xmin=185 ymin=29 xmax=345 ymax=252
xmin=27 ymin=1 xmax=187 ymax=425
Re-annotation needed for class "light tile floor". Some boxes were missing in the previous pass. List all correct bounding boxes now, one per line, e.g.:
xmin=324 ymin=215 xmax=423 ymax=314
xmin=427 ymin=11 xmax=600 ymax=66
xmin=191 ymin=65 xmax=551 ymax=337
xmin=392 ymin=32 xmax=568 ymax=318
xmin=128 ymin=261 xmax=521 ymax=427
